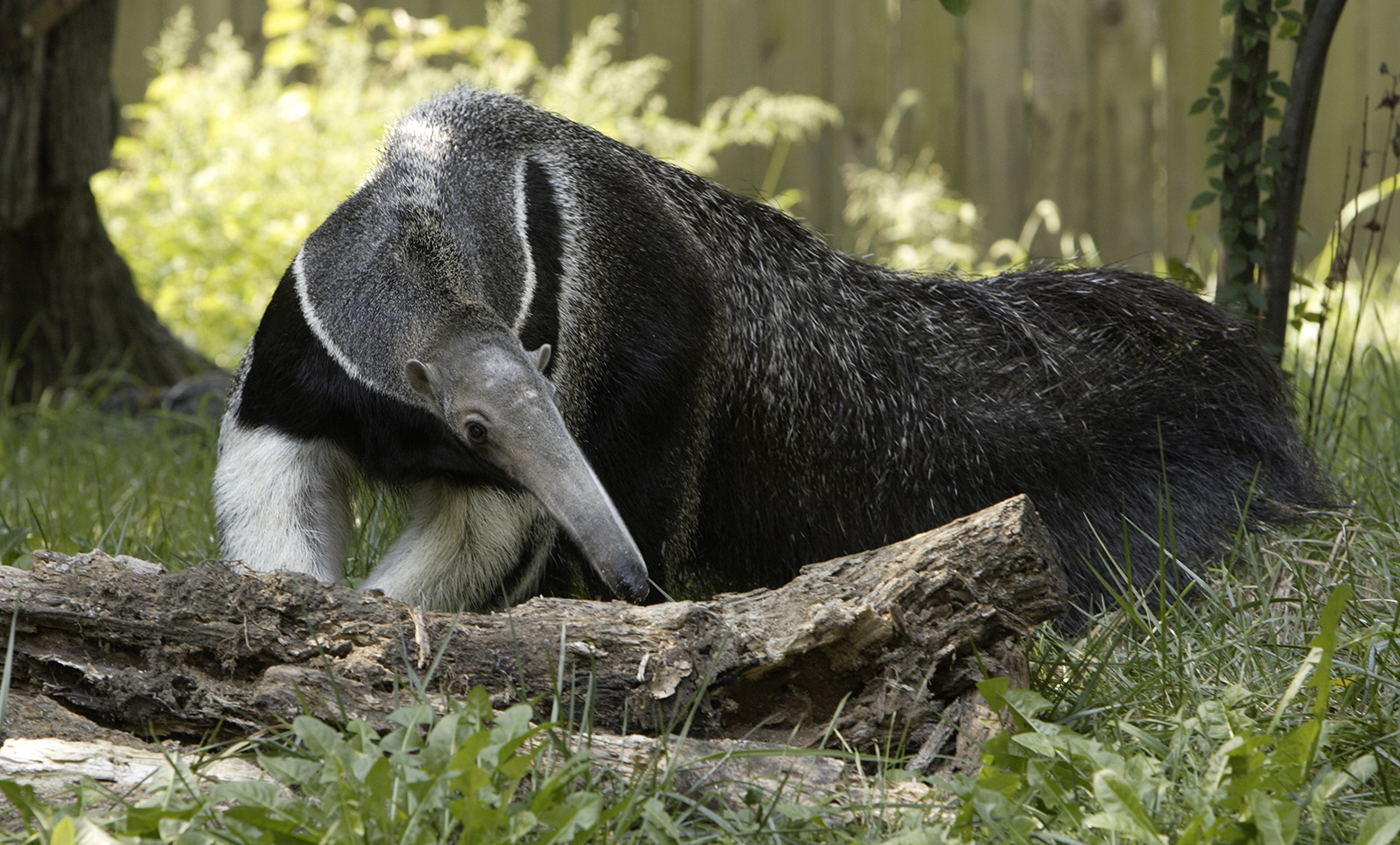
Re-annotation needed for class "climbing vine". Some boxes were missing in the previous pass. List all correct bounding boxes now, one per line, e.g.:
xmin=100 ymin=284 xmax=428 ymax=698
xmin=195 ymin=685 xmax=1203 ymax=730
xmin=1189 ymin=0 xmax=1304 ymax=318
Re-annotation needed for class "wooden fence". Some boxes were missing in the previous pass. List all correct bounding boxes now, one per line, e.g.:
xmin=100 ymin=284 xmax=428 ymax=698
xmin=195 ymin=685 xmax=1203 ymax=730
xmin=111 ymin=0 xmax=1400 ymax=270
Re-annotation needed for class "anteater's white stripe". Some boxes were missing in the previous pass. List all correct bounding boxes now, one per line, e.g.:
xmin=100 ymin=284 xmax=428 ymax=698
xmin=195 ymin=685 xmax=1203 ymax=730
xmin=511 ymin=157 xmax=538 ymax=334
xmin=293 ymin=247 xmax=368 ymax=386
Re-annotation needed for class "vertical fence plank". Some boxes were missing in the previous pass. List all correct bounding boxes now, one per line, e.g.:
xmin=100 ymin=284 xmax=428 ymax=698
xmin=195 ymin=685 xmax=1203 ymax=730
xmin=112 ymin=1 xmax=170 ymax=107
xmin=890 ymin=0 xmax=964 ymax=197
xmin=823 ymin=0 xmax=890 ymax=239
xmin=1163 ymin=0 xmax=1221 ymax=268
xmin=1024 ymin=0 xmax=1091 ymax=256
xmin=962 ymin=0 xmax=1029 ymax=248
xmin=694 ymin=0 xmax=771 ymax=201
xmin=632 ymin=0 xmax=697 ymax=121
xmin=1086 ymin=0 xmax=1159 ymax=263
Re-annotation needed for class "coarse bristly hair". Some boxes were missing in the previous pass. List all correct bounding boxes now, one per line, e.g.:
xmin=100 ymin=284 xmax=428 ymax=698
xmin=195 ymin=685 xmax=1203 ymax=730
xmin=220 ymin=87 xmax=1335 ymax=628
xmin=550 ymin=102 xmax=1337 ymax=625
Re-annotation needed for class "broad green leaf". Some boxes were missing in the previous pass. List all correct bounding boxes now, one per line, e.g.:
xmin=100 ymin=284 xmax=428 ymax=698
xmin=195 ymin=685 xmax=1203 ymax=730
xmin=640 ymin=796 xmax=685 ymax=845
xmin=1273 ymin=720 xmax=1321 ymax=788
xmin=1248 ymin=791 xmax=1301 ymax=845
xmin=255 ymin=754 xmax=321 ymax=787
xmin=221 ymin=805 xmax=316 ymax=841
xmin=1010 ymin=732 xmax=1060 ymax=757
xmin=1025 ymin=758 xmax=1085 ymax=826
xmin=1085 ymin=769 xmax=1166 ymax=844
xmin=0 ymin=780 xmax=42 ymax=827
xmin=293 ymin=714 xmax=348 ymax=761
xmin=977 ymin=676 xmax=1011 ymax=712
xmin=72 ymin=817 xmax=124 ymax=845
xmin=50 ymin=817 xmax=75 ymax=845
xmin=1311 ymin=586 xmax=1352 ymax=723
xmin=1356 ymin=807 xmax=1400 ymax=845
xmin=1002 ymin=686 xmax=1054 ymax=726
xmin=539 ymin=792 xmax=604 ymax=844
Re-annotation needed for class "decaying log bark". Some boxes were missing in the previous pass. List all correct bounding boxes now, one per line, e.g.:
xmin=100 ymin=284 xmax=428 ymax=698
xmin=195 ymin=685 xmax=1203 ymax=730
xmin=0 ymin=737 xmax=265 ymax=798
xmin=0 ymin=729 xmax=936 ymax=814
xmin=0 ymin=495 xmax=1064 ymax=761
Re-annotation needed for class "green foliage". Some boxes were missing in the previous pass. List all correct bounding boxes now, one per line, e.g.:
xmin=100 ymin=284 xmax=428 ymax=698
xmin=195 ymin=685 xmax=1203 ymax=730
xmin=92 ymin=0 xmax=837 ymax=368
xmin=2 ymin=321 xmax=1400 ymax=838
xmin=843 ymin=89 xmax=1104 ymax=273
xmin=842 ymin=92 xmax=1098 ymax=273
xmin=3 ymin=589 xmax=1397 ymax=843
xmin=0 ymin=377 xmax=407 ymax=573
xmin=842 ymin=90 xmax=980 ymax=271
xmin=1286 ymin=67 xmax=1400 ymax=460
xmin=10 ymin=4 xmax=1399 ymax=841
xmin=0 ymin=689 xmax=602 ymax=844
xmin=5 ymin=256 xmax=1399 ymax=845
xmin=952 ymin=586 xmax=1400 ymax=845
xmin=147 ymin=688 xmax=597 ymax=844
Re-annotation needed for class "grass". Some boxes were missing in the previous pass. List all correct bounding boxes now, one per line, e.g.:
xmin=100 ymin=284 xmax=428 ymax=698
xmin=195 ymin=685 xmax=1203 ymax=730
xmin=0 ymin=385 xmax=220 ymax=570
xmin=1 ymin=292 xmax=1399 ymax=842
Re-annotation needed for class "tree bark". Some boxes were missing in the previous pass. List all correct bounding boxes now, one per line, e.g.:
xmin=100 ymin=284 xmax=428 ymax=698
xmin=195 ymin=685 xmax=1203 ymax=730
xmin=0 ymin=0 xmax=209 ymax=399
xmin=0 ymin=496 xmax=1065 ymax=760
xmin=1260 ymin=0 xmax=1348 ymax=358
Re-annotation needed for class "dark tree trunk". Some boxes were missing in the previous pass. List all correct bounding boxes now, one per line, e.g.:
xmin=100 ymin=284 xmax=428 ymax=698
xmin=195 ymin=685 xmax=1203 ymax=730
xmin=1260 ymin=0 xmax=1348 ymax=359
xmin=0 ymin=0 xmax=209 ymax=399
xmin=1218 ymin=0 xmax=1273 ymax=318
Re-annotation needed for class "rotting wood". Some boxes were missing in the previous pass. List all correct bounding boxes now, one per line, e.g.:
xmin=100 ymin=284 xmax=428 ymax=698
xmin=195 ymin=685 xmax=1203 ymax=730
xmin=0 ymin=730 xmax=946 ymax=818
xmin=0 ymin=495 xmax=1065 ymax=760
xmin=0 ymin=736 xmax=264 ymax=798
xmin=543 ymin=732 xmax=947 ymax=815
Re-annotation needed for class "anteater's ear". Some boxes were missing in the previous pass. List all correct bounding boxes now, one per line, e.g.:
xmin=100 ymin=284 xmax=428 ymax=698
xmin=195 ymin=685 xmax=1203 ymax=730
xmin=405 ymin=359 xmax=438 ymax=402
xmin=528 ymin=343 xmax=552 ymax=374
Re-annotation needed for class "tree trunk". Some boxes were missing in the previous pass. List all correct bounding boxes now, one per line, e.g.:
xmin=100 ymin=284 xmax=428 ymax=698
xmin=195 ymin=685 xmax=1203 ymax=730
xmin=0 ymin=0 xmax=209 ymax=399
xmin=1260 ymin=0 xmax=1348 ymax=359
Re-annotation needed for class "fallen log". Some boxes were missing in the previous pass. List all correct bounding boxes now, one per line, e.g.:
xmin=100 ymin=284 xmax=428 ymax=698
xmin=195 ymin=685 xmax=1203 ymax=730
xmin=0 ymin=495 xmax=1064 ymax=758
xmin=0 ymin=728 xmax=935 ymax=815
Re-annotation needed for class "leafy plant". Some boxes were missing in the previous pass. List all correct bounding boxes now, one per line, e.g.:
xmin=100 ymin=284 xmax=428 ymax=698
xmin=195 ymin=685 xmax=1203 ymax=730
xmin=0 ymin=688 xmax=602 ymax=844
xmin=842 ymin=91 xmax=1096 ymax=273
xmin=1287 ymin=65 xmax=1400 ymax=463
xmin=842 ymin=90 xmax=979 ymax=272
xmin=954 ymin=587 xmax=1400 ymax=845
xmin=141 ymin=688 xmax=599 ymax=844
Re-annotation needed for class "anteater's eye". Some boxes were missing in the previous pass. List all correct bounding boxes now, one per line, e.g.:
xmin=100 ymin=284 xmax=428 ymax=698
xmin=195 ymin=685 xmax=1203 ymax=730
xmin=464 ymin=420 xmax=488 ymax=445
